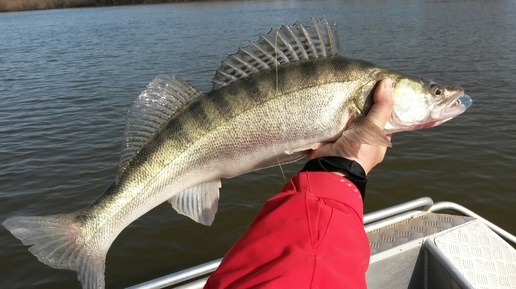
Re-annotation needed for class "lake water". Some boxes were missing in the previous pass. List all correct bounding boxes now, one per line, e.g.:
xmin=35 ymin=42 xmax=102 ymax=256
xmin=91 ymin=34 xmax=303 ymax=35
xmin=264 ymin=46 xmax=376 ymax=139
xmin=1 ymin=0 xmax=515 ymax=288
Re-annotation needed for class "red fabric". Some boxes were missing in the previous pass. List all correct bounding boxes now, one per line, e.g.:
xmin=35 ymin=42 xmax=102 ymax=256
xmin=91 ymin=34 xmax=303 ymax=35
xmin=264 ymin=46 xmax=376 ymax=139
xmin=204 ymin=172 xmax=370 ymax=289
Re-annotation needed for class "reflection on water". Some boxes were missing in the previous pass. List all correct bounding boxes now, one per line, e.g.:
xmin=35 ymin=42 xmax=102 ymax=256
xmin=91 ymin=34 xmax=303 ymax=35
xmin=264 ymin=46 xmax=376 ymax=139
xmin=0 ymin=0 xmax=515 ymax=287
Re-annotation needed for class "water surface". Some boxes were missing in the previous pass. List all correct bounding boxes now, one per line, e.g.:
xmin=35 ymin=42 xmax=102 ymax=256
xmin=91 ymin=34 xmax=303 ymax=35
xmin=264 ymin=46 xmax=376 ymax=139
xmin=1 ymin=0 xmax=515 ymax=288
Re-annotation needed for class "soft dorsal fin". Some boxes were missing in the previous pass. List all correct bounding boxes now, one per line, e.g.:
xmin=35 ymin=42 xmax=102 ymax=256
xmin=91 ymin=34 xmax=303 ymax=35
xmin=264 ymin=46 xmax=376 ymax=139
xmin=119 ymin=75 xmax=204 ymax=174
xmin=211 ymin=17 xmax=340 ymax=90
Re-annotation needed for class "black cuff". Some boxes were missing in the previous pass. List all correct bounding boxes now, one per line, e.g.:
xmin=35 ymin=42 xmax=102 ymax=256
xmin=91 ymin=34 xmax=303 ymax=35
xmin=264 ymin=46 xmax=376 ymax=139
xmin=300 ymin=157 xmax=367 ymax=201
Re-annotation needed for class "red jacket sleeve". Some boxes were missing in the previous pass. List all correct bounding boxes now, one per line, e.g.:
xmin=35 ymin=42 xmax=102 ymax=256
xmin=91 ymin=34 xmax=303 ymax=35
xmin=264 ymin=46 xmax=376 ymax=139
xmin=204 ymin=172 xmax=370 ymax=289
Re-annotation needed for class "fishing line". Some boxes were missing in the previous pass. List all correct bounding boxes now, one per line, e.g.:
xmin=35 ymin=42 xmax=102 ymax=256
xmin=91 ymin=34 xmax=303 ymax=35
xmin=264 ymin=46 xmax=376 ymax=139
xmin=272 ymin=143 xmax=286 ymax=182
xmin=274 ymin=29 xmax=279 ymax=94
xmin=273 ymin=29 xmax=286 ymax=182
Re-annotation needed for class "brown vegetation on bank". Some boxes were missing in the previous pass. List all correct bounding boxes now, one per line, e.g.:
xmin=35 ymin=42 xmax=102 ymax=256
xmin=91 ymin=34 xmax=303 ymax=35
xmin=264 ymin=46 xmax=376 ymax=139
xmin=0 ymin=0 xmax=188 ymax=12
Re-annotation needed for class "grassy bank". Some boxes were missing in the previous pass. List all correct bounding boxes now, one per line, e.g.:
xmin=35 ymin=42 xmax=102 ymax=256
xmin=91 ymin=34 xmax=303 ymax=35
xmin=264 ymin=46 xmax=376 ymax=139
xmin=0 ymin=0 xmax=187 ymax=12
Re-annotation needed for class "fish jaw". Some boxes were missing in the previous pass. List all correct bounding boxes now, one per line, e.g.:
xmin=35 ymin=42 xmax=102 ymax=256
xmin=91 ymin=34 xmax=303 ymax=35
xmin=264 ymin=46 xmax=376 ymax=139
xmin=409 ymin=92 xmax=472 ymax=130
xmin=430 ymin=92 xmax=471 ymax=122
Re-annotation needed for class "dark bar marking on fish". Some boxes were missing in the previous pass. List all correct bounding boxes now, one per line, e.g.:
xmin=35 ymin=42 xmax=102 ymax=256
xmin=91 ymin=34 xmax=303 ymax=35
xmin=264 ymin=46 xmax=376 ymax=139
xmin=166 ymin=117 xmax=195 ymax=149
xmin=241 ymin=75 xmax=271 ymax=104
xmin=206 ymin=91 xmax=233 ymax=121
xmin=188 ymin=101 xmax=210 ymax=129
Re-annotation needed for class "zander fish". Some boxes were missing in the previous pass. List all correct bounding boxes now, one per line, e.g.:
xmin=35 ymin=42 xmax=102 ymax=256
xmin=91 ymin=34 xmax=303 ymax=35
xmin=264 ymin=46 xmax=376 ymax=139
xmin=3 ymin=18 xmax=471 ymax=289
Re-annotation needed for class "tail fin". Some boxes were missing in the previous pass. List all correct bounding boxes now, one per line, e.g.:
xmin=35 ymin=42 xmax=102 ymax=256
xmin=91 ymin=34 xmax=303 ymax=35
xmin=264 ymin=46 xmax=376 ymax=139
xmin=3 ymin=214 xmax=106 ymax=289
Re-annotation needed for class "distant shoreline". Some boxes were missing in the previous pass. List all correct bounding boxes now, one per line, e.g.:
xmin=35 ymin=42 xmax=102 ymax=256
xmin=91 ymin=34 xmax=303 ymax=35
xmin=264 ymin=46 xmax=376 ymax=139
xmin=0 ymin=0 xmax=201 ymax=13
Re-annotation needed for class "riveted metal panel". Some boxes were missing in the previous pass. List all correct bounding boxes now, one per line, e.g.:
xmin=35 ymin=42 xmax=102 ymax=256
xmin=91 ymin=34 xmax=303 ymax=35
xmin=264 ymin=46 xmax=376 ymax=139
xmin=433 ymin=221 xmax=516 ymax=289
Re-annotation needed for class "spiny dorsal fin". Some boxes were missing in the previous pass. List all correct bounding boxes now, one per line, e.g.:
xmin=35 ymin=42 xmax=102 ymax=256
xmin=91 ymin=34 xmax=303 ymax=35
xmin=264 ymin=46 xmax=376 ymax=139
xmin=211 ymin=17 xmax=340 ymax=90
xmin=119 ymin=75 xmax=204 ymax=174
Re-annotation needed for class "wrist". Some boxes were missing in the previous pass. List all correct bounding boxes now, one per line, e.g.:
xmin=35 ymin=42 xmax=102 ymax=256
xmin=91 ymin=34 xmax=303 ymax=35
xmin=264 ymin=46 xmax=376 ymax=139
xmin=300 ymin=157 xmax=367 ymax=201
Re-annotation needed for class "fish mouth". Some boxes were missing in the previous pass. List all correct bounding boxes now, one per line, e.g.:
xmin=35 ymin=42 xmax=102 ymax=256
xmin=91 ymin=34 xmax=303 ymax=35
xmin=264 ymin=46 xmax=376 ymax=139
xmin=431 ymin=90 xmax=472 ymax=122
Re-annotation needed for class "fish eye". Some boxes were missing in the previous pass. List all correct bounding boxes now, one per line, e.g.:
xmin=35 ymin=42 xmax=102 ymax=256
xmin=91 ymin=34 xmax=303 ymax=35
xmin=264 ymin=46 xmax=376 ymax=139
xmin=430 ymin=84 xmax=443 ymax=96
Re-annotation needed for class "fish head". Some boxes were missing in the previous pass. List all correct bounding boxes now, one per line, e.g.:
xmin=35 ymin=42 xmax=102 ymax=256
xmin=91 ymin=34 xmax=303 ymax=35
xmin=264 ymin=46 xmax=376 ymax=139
xmin=385 ymin=75 xmax=472 ymax=133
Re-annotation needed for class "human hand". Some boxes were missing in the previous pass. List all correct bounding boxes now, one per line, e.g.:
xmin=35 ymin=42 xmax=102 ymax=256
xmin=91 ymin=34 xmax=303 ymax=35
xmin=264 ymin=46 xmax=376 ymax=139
xmin=309 ymin=78 xmax=394 ymax=174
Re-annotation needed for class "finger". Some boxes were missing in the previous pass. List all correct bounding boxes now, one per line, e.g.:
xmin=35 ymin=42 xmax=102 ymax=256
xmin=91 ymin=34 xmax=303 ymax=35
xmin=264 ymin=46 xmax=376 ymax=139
xmin=366 ymin=78 xmax=394 ymax=128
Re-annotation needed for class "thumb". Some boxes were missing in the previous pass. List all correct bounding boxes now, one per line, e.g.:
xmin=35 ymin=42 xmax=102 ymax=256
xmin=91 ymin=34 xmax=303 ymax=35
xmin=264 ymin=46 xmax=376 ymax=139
xmin=366 ymin=78 xmax=394 ymax=129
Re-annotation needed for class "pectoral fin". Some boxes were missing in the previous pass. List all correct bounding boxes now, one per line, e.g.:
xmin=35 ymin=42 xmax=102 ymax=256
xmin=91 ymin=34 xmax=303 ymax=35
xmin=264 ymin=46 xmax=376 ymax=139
xmin=168 ymin=180 xmax=221 ymax=226
xmin=342 ymin=117 xmax=392 ymax=147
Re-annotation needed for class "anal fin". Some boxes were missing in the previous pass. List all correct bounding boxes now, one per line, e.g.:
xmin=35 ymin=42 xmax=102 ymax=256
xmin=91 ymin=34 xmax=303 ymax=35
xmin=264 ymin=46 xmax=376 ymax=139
xmin=168 ymin=180 xmax=221 ymax=226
